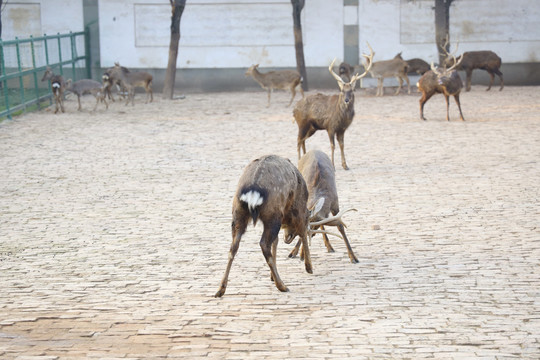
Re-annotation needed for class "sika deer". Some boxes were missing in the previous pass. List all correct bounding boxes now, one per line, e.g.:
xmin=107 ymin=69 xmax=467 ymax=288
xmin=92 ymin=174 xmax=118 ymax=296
xmin=405 ymin=58 xmax=430 ymax=76
xmin=338 ymin=62 xmax=355 ymax=82
xmin=65 ymin=79 xmax=108 ymax=111
xmin=447 ymin=51 xmax=503 ymax=92
xmin=215 ymin=155 xmax=340 ymax=297
xmin=41 ymin=67 xmax=66 ymax=113
xmin=102 ymin=66 xmax=128 ymax=102
xmin=364 ymin=46 xmax=410 ymax=96
xmin=245 ymin=64 xmax=304 ymax=107
xmin=108 ymin=63 xmax=153 ymax=106
xmin=294 ymin=46 xmax=374 ymax=170
xmin=289 ymin=150 xmax=359 ymax=263
xmin=417 ymin=57 xmax=465 ymax=121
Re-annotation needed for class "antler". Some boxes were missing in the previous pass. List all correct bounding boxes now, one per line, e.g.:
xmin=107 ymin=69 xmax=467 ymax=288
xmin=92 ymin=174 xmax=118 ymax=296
xmin=309 ymin=207 xmax=358 ymax=227
xmin=329 ymin=58 xmax=345 ymax=85
xmin=441 ymin=35 xmax=462 ymax=71
xmin=355 ymin=42 xmax=374 ymax=80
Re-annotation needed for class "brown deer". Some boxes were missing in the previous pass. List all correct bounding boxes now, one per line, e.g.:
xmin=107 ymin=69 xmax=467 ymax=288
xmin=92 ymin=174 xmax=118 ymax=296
xmin=405 ymin=58 xmax=430 ymax=75
xmin=65 ymin=79 xmax=108 ymax=111
xmin=338 ymin=62 xmax=355 ymax=82
xmin=364 ymin=46 xmax=410 ymax=96
xmin=293 ymin=47 xmax=374 ymax=170
xmin=288 ymin=150 xmax=359 ymax=263
xmin=417 ymin=55 xmax=465 ymax=122
xmin=102 ymin=65 xmax=128 ymax=102
xmin=245 ymin=64 xmax=304 ymax=107
xmin=447 ymin=51 xmax=503 ymax=92
xmin=215 ymin=155 xmax=342 ymax=297
xmin=41 ymin=67 xmax=66 ymax=113
xmin=108 ymin=63 xmax=153 ymax=106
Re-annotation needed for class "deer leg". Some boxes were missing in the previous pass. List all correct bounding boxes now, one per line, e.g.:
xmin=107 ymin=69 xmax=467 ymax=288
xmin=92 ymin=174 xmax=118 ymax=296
xmin=148 ymin=82 xmax=153 ymax=103
xmin=321 ymin=225 xmax=335 ymax=253
xmin=495 ymin=69 xmax=504 ymax=91
xmin=337 ymin=223 xmax=359 ymax=263
xmin=465 ymin=70 xmax=473 ymax=91
xmin=395 ymin=76 xmax=402 ymax=95
xmin=377 ymin=78 xmax=383 ymax=96
xmin=454 ymin=94 xmax=465 ymax=121
xmin=327 ymin=132 xmax=337 ymax=170
xmin=445 ymin=94 xmax=451 ymax=121
xmin=288 ymin=86 xmax=296 ymax=107
xmin=419 ymin=92 xmax=433 ymax=121
xmin=288 ymin=238 xmax=302 ymax=258
xmin=298 ymin=83 xmax=305 ymax=99
xmin=336 ymin=131 xmax=349 ymax=170
xmin=301 ymin=234 xmax=313 ymax=274
xmin=215 ymin=217 xmax=248 ymax=298
xmin=77 ymin=95 xmax=82 ymax=111
xmin=404 ymin=74 xmax=411 ymax=94
xmin=260 ymin=220 xmax=289 ymax=292
xmin=266 ymin=89 xmax=272 ymax=107
xmin=486 ymin=71 xmax=495 ymax=91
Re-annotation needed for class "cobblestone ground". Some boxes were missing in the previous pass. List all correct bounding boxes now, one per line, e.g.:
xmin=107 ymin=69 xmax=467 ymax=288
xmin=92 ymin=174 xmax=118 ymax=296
xmin=0 ymin=86 xmax=539 ymax=359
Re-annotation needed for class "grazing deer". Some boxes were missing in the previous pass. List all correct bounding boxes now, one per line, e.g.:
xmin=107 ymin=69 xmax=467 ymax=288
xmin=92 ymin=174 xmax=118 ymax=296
xmin=289 ymin=150 xmax=359 ymax=263
xmin=215 ymin=155 xmax=342 ymax=297
xmin=405 ymin=58 xmax=430 ymax=76
xmin=65 ymin=79 xmax=108 ymax=111
xmin=245 ymin=64 xmax=304 ymax=107
xmin=108 ymin=63 xmax=153 ymax=106
xmin=417 ymin=55 xmax=465 ymax=121
xmin=447 ymin=51 xmax=503 ymax=92
xmin=41 ymin=67 xmax=66 ymax=113
xmin=364 ymin=46 xmax=410 ymax=96
xmin=294 ymin=46 xmax=374 ymax=170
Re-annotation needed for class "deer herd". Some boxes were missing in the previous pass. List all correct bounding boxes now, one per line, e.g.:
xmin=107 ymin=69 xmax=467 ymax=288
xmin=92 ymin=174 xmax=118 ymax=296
xmin=39 ymin=40 xmax=504 ymax=297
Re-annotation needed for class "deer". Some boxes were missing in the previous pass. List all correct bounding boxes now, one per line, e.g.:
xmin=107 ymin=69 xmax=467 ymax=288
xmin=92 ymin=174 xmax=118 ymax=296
xmin=65 ymin=79 xmax=108 ymax=111
xmin=417 ymin=54 xmax=465 ymax=122
xmin=364 ymin=45 xmax=410 ymax=96
xmin=293 ymin=45 xmax=374 ymax=171
xmin=338 ymin=62 xmax=355 ymax=82
xmin=102 ymin=65 xmax=128 ymax=102
xmin=288 ymin=150 xmax=359 ymax=263
xmin=446 ymin=51 xmax=503 ymax=92
xmin=405 ymin=58 xmax=430 ymax=76
xmin=245 ymin=64 xmax=304 ymax=107
xmin=215 ymin=154 xmax=346 ymax=297
xmin=41 ymin=67 xmax=66 ymax=113
xmin=107 ymin=62 xmax=153 ymax=106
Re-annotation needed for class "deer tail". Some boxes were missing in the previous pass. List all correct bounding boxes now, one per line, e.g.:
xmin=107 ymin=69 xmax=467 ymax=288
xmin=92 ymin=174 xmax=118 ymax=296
xmin=239 ymin=186 xmax=266 ymax=226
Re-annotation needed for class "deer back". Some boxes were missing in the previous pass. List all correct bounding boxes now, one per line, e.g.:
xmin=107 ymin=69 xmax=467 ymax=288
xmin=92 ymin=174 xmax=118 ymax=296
xmin=246 ymin=65 xmax=301 ymax=89
xmin=235 ymin=155 xmax=310 ymax=235
xmin=294 ymin=92 xmax=351 ymax=131
xmin=298 ymin=150 xmax=339 ymax=220
xmin=69 ymin=79 xmax=103 ymax=96
xmin=369 ymin=57 xmax=408 ymax=77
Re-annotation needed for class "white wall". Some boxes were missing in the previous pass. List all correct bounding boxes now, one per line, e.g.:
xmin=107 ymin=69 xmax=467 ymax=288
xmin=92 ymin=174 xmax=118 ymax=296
xmin=357 ymin=0 xmax=540 ymax=65
xmin=99 ymin=0 xmax=343 ymax=69
xmin=2 ymin=0 xmax=84 ymax=40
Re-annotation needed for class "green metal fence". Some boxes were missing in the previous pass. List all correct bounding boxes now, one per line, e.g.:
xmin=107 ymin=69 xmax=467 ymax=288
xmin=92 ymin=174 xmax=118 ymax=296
xmin=0 ymin=30 xmax=90 ymax=120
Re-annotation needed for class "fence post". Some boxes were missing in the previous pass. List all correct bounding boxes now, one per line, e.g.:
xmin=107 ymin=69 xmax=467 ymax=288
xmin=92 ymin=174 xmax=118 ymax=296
xmin=84 ymin=26 xmax=91 ymax=79
xmin=30 ymin=35 xmax=42 ymax=110
xmin=70 ymin=31 xmax=76 ymax=80
xmin=0 ymin=39 xmax=12 ymax=119
xmin=15 ymin=37 xmax=27 ymax=112
xmin=57 ymin=34 xmax=63 ymax=76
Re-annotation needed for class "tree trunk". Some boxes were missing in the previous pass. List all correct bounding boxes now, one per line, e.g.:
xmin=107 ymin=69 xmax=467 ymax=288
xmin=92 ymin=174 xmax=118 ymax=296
xmin=162 ymin=0 xmax=186 ymax=100
xmin=291 ymin=0 xmax=308 ymax=91
xmin=434 ymin=0 xmax=453 ymax=65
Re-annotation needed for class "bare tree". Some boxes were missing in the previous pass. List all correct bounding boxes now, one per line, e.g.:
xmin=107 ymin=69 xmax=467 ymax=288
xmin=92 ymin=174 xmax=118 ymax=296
xmin=291 ymin=0 xmax=308 ymax=91
xmin=434 ymin=0 xmax=453 ymax=65
xmin=162 ymin=0 xmax=186 ymax=100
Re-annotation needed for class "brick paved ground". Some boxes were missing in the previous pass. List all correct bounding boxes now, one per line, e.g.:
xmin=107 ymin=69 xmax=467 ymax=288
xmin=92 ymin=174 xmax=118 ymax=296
xmin=0 ymin=86 xmax=539 ymax=359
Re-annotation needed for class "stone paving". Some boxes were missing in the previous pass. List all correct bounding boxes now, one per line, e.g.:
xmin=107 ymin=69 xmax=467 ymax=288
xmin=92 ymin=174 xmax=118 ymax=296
xmin=0 ymin=86 xmax=539 ymax=359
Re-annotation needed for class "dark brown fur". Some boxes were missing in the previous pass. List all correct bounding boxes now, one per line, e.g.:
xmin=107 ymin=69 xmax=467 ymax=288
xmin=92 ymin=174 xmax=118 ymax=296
xmin=215 ymin=155 xmax=313 ymax=297
xmin=405 ymin=58 xmax=430 ymax=75
xmin=448 ymin=51 xmax=503 ymax=91
xmin=41 ymin=67 xmax=66 ymax=114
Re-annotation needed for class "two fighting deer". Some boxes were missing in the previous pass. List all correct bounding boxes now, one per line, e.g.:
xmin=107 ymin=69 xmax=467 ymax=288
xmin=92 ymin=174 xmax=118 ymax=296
xmin=215 ymin=151 xmax=358 ymax=297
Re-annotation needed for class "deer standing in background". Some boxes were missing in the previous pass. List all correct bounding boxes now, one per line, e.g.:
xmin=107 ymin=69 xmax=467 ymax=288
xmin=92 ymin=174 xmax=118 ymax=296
xmin=107 ymin=63 xmax=153 ymax=106
xmin=417 ymin=55 xmax=465 ymax=121
xmin=41 ymin=67 xmax=66 ymax=114
xmin=245 ymin=64 xmax=304 ymax=107
xmin=215 ymin=155 xmax=341 ymax=297
xmin=405 ymin=58 xmax=430 ymax=76
xmin=338 ymin=62 xmax=355 ymax=82
xmin=447 ymin=51 xmax=504 ymax=91
xmin=289 ymin=150 xmax=359 ymax=263
xmin=293 ymin=46 xmax=374 ymax=170
xmin=364 ymin=45 xmax=410 ymax=96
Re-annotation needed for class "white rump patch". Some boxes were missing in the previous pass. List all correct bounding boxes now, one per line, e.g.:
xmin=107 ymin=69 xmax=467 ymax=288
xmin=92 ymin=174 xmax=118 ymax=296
xmin=52 ymin=83 xmax=61 ymax=89
xmin=240 ymin=190 xmax=263 ymax=210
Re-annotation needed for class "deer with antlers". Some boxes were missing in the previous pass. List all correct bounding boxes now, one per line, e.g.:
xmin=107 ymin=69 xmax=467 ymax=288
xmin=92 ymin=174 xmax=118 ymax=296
xmin=288 ymin=150 xmax=359 ymax=263
xmin=417 ymin=42 xmax=465 ymax=121
xmin=215 ymin=155 xmax=346 ymax=297
xmin=293 ymin=45 xmax=374 ymax=170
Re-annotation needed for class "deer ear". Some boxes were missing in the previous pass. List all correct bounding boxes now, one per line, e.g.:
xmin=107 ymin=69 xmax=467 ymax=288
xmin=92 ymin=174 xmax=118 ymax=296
xmin=310 ymin=197 xmax=325 ymax=218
